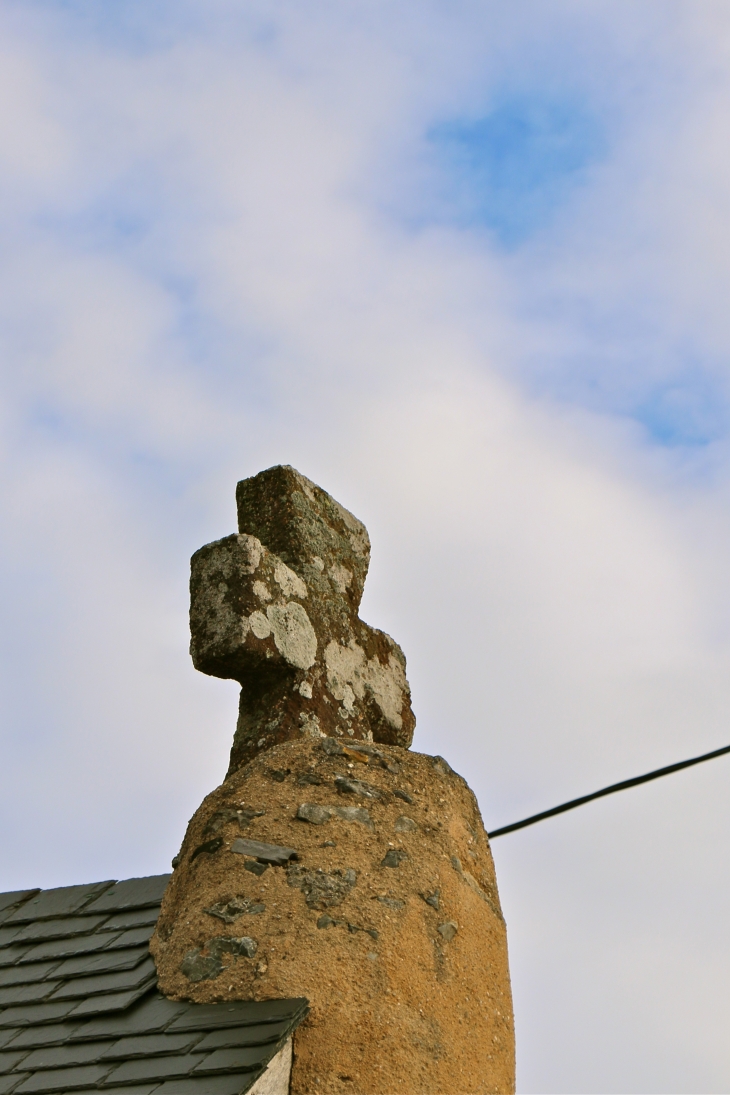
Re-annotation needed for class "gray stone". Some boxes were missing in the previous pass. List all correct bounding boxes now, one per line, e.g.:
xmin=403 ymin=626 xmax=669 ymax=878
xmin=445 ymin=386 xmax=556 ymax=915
xmin=296 ymin=804 xmax=332 ymax=826
xmin=204 ymin=898 xmax=266 ymax=923
xmin=423 ymin=890 xmax=440 ymax=911
xmin=394 ymin=789 xmax=414 ymax=804
xmin=376 ymin=896 xmax=405 ymax=910
xmin=209 ymin=935 xmax=258 ymax=959
xmin=334 ymin=776 xmax=382 ymax=800
xmin=380 ymin=849 xmax=407 ymax=869
xmin=287 ymin=866 xmax=357 ymax=909
xmin=203 ymin=806 xmax=266 ymax=836
xmin=394 ymin=816 xmax=417 ymax=833
xmin=180 ymin=950 xmax=221 ymax=982
xmin=332 ymin=806 xmax=371 ymax=826
xmin=230 ymin=838 xmax=298 ymax=866
xmin=189 ymin=466 xmax=416 ymax=773
xmin=437 ymin=921 xmax=458 ymax=942
xmin=189 ymin=837 xmax=223 ymax=862
xmin=244 ymin=861 xmax=268 ymax=876
xmin=316 ymin=914 xmax=337 ymax=929
xmin=297 ymin=771 xmax=324 ymax=786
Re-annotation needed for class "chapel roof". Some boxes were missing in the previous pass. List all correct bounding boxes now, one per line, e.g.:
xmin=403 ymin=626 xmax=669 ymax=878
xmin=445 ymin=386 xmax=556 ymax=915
xmin=0 ymin=874 xmax=307 ymax=1094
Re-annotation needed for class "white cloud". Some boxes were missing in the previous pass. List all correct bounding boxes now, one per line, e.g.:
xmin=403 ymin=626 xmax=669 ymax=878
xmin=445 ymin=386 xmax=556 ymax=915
xmin=1 ymin=2 xmax=730 ymax=1090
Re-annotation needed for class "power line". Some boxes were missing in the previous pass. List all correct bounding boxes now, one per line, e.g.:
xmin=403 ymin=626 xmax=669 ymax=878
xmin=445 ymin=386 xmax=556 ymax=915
xmin=487 ymin=741 xmax=730 ymax=839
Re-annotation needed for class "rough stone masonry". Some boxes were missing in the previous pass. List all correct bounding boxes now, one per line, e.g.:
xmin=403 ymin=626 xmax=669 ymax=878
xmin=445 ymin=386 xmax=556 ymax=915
xmin=153 ymin=467 xmax=515 ymax=1095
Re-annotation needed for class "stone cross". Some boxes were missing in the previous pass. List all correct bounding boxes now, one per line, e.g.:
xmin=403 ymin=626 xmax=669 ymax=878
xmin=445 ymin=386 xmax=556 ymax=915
xmin=190 ymin=465 xmax=416 ymax=773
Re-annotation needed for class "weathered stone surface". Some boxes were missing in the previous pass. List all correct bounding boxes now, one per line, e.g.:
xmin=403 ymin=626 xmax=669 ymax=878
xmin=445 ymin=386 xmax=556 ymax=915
xmin=152 ymin=737 xmax=514 ymax=1095
xmin=204 ymin=896 xmax=266 ymax=922
xmin=381 ymin=848 xmax=407 ymax=868
xmin=189 ymin=466 xmax=416 ymax=772
xmin=394 ymin=815 xmax=417 ymax=832
xmin=438 ymin=921 xmax=458 ymax=942
xmin=334 ymin=775 xmax=383 ymax=800
xmin=286 ymin=866 xmax=358 ymax=909
xmin=180 ymin=933 xmax=259 ymax=981
xmin=296 ymin=803 xmax=332 ymax=825
xmin=230 ymin=838 xmax=297 ymax=866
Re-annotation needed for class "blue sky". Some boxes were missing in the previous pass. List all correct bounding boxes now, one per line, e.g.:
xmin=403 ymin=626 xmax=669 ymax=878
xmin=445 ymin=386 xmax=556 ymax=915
xmin=2 ymin=2 xmax=730 ymax=1092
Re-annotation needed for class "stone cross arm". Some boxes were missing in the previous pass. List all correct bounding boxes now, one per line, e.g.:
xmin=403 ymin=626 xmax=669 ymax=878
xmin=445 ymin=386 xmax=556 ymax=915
xmin=190 ymin=466 xmax=416 ymax=772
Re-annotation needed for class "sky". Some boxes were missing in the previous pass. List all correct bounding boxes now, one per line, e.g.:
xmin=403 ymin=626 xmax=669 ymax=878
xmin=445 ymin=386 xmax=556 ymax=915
xmin=1 ymin=1 xmax=730 ymax=1090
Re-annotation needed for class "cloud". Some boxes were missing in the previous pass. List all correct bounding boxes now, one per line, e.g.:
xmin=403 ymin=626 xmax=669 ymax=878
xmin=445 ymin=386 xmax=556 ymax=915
xmin=1 ymin=2 xmax=730 ymax=1090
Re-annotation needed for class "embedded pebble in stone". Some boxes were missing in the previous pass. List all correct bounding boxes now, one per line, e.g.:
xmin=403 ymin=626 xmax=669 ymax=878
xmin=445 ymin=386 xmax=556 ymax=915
xmin=376 ymin=896 xmax=405 ymax=910
xmin=393 ymin=789 xmax=414 ymax=804
xmin=210 ymin=935 xmax=258 ymax=959
xmin=244 ymin=861 xmax=268 ymax=876
xmin=296 ymin=804 xmax=332 ymax=825
xmin=438 ymin=921 xmax=458 ymax=942
xmin=204 ymin=806 xmax=265 ymax=835
xmin=190 ymin=837 xmax=223 ymax=862
xmin=204 ymin=897 xmax=266 ymax=923
xmin=267 ymin=768 xmax=290 ymax=783
xmin=394 ymin=816 xmax=417 ymax=833
xmin=317 ymin=914 xmax=337 ymax=929
xmin=287 ymin=866 xmax=357 ymax=909
xmin=297 ymin=771 xmax=324 ymax=786
xmin=333 ymin=806 xmax=371 ymax=826
xmin=181 ymin=950 xmax=221 ymax=982
xmin=381 ymin=849 xmax=407 ymax=868
xmin=231 ymin=838 xmax=298 ymax=865
xmin=334 ymin=775 xmax=382 ymax=800
xmin=423 ymin=890 xmax=440 ymax=911
xmin=432 ymin=756 xmax=454 ymax=777
xmin=322 ymin=840 xmax=336 ymax=848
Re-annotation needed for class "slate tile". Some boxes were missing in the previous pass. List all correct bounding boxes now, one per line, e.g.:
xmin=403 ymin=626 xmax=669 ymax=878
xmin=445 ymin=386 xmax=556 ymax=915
xmin=0 ymin=948 xmax=32 ymax=970
xmin=4 ymin=884 xmax=115 ymax=925
xmin=104 ymin=1053 xmax=195 ymax=1085
xmin=0 ymin=1070 xmax=29 ymax=1093
xmin=0 ymin=963 xmax=59 ymax=989
xmin=91 ymin=1086 xmax=160 ymax=1094
xmin=49 ymin=957 xmax=156 ymax=1000
xmin=102 ymin=911 xmax=159 ymax=933
xmin=66 ymin=992 xmax=185 ymax=1040
xmin=85 ymin=877 xmax=170 ymax=914
xmin=12 ymin=916 xmax=110 ymax=944
xmin=0 ymin=1050 xmax=30 ymax=1075
xmin=52 ymin=946 xmax=149 ymax=981
xmin=0 ymin=1032 xmax=21 ymax=1052
xmin=0 ymin=929 xmax=24 ymax=949
xmin=0 ymin=1000 xmax=77 ymax=1027
xmin=167 ymin=998 xmax=307 ymax=1032
xmin=99 ymin=1032 xmax=202 ymax=1060
xmin=194 ymin=1022 xmax=288 ymax=1051
xmin=18 ymin=933 xmax=122 ymax=965
xmin=0 ymin=894 xmax=38 ymax=925
xmin=154 ymin=1075 xmax=255 ymax=1094
xmin=66 ymin=981 xmax=157 ymax=1019
xmin=106 ymin=928 xmax=155 ymax=950
xmin=20 ymin=1040 xmax=115 ymax=1070
xmin=0 ymin=982 xmax=60 ymax=1008
xmin=3 ymin=1022 xmax=82 ymax=1049
xmin=14 ymin=1062 xmax=112 ymax=1093
xmin=194 ymin=1045 xmax=270 ymax=1073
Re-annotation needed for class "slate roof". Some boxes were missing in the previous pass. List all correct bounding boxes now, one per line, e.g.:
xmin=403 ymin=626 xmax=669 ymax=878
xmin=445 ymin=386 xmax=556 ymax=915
xmin=0 ymin=875 xmax=307 ymax=1094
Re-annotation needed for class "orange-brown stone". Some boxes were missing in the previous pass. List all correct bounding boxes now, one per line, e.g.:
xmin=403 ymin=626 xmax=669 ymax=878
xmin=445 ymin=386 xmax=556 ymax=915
xmin=151 ymin=738 xmax=515 ymax=1095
